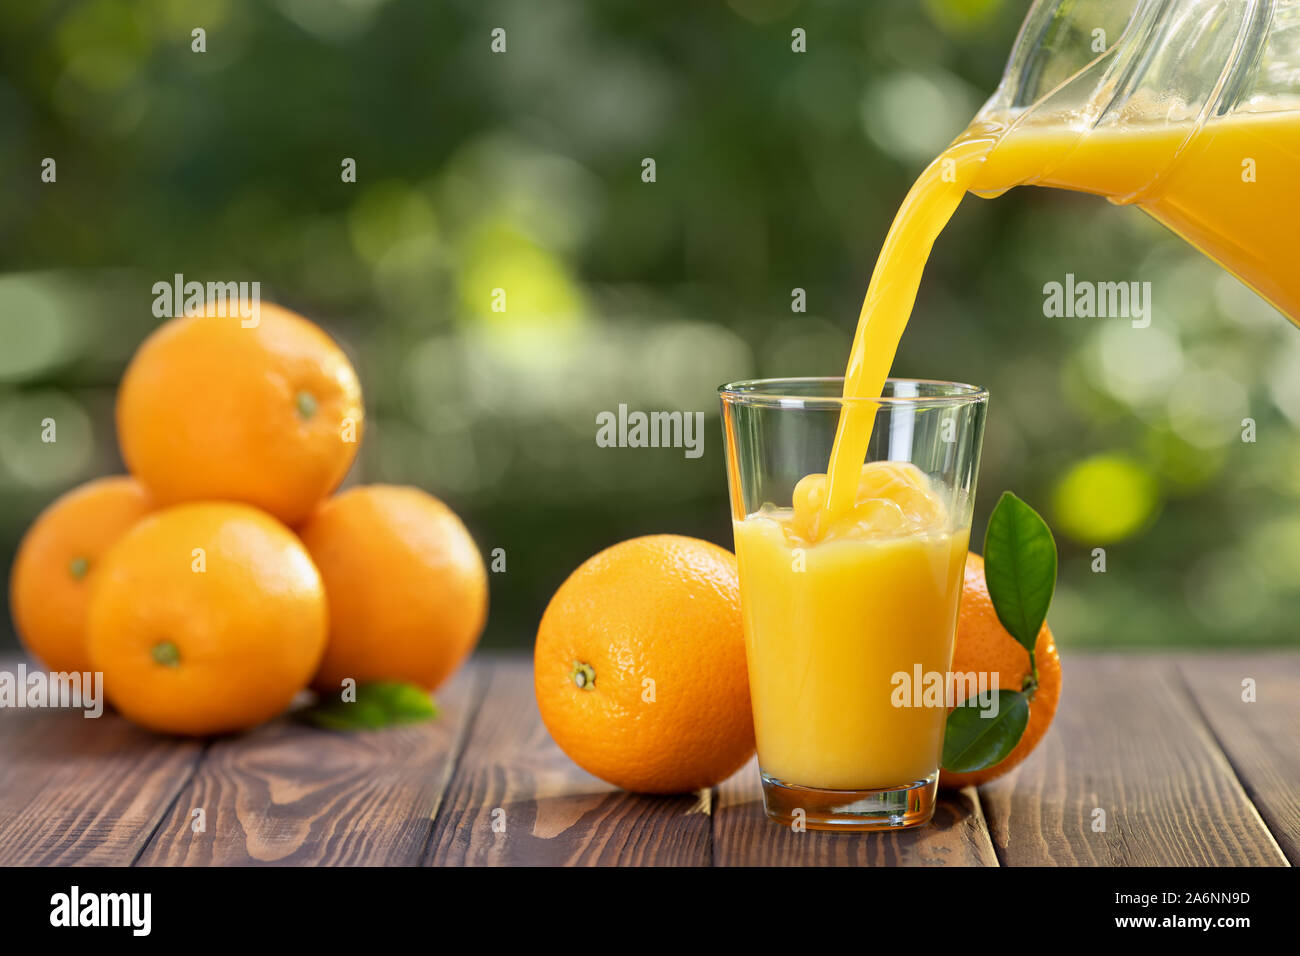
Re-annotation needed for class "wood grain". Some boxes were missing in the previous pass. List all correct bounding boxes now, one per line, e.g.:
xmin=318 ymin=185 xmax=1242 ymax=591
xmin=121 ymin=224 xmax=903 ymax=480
xmin=1179 ymin=653 xmax=1300 ymax=865
xmin=977 ymin=654 xmax=1289 ymax=866
xmin=712 ymin=756 xmax=998 ymax=865
xmin=426 ymin=656 xmax=712 ymax=866
xmin=0 ymin=658 xmax=203 ymax=865
xmin=134 ymin=662 xmax=483 ymax=866
xmin=3 ymin=651 xmax=1295 ymax=866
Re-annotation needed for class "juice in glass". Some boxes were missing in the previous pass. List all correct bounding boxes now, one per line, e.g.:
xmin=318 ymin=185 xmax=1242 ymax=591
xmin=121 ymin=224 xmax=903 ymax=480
xmin=734 ymin=472 xmax=968 ymax=791
xmin=720 ymin=379 xmax=987 ymax=829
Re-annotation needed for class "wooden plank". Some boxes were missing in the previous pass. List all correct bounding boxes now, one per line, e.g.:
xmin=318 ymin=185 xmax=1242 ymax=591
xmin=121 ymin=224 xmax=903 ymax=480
xmin=426 ymin=655 xmax=713 ymax=866
xmin=1179 ymin=653 xmax=1300 ymax=865
xmin=135 ymin=662 xmax=483 ymax=866
xmin=712 ymin=757 xmax=998 ymax=866
xmin=0 ymin=657 xmax=202 ymax=866
xmin=978 ymin=654 xmax=1288 ymax=866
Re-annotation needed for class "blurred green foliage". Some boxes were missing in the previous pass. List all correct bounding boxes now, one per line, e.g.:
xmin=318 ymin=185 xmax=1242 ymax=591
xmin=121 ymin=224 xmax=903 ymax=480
xmin=1 ymin=0 xmax=1297 ymax=650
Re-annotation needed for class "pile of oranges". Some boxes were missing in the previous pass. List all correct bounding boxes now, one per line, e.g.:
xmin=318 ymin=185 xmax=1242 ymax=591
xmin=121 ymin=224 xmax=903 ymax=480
xmin=9 ymin=302 xmax=487 ymax=736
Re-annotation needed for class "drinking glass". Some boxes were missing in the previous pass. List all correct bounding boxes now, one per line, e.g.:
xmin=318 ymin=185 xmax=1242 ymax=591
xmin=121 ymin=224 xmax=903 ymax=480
xmin=719 ymin=378 xmax=987 ymax=830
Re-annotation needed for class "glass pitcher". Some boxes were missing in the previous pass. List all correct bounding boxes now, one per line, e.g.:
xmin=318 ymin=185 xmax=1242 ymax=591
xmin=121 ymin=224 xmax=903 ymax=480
xmin=969 ymin=0 xmax=1300 ymax=321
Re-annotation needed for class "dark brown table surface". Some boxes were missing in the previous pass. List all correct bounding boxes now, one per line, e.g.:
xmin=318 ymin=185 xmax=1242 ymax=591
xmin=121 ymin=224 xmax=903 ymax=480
xmin=0 ymin=651 xmax=1294 ymax=866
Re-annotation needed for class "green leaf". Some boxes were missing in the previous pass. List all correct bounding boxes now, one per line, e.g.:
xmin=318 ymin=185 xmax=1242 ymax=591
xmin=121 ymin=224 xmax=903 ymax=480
xmin=942 ymin=690 xmax=1030 ymax=773
xmin=983 ymin=491 xmax=1057 ymax=653
xmin=298 ymin=681 xmax=439 ymax=731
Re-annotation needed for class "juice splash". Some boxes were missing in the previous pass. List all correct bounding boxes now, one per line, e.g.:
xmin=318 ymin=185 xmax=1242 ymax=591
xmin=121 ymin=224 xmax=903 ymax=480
xmin=735 ymin=462 xmax=968 ymax=790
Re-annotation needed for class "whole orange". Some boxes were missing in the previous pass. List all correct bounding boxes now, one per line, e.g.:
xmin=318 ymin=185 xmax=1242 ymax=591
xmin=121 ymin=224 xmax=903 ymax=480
xmin=116 ymin=301 xmax=363 ymax=525
xmin=9 ymin=476 xmax=153 ymax=673
xmin=87 ymin=502 xmax=327 ymax=736
xmin=939 ymin=552 xmax=1062 ymax=789
xmin=297 ymin=485 xmax=488 ymax=693
xmin=534 ymin=535 xmax=755 ymax=794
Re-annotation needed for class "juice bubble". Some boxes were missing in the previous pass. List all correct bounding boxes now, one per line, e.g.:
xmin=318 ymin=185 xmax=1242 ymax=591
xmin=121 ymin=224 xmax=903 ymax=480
xmin=826 ymin=498 xmax=908 ymax=539
xmin=856 ymin=461 xmax=929 ymax=501
xmin=792 ymin=473 xmax=828 ymax=539
xmin=793 ymin=473 xmax=828 ymax=513
xmin=893 ymin=485 xmax=947 ymax=529
xmin=790 ymin=461 xmax=947 ymax=541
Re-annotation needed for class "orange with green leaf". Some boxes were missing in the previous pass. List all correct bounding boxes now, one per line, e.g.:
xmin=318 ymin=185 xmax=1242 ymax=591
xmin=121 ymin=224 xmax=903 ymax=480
xmin=940 ymin=492 xmax=1063 ymax=788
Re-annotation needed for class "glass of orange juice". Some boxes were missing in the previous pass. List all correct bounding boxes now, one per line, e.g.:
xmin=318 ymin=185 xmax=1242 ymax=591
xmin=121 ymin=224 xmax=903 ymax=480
xmin=719 ymin=378 xmax=987 ymax=830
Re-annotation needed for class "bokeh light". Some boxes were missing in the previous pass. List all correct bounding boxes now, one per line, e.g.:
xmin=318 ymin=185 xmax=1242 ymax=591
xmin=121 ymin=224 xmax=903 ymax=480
xmin=1052 ymin=454 xmax=1160 ymax=544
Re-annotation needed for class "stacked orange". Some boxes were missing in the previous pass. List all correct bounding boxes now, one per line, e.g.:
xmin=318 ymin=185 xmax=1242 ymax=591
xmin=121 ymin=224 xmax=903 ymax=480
xmin=9 ymin=301 xmax=487 ymax=735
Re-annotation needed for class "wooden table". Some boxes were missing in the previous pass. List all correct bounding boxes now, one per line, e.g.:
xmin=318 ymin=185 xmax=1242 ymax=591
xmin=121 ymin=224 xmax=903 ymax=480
xmin=0 ymin=652 xmax=1294 ymax=866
